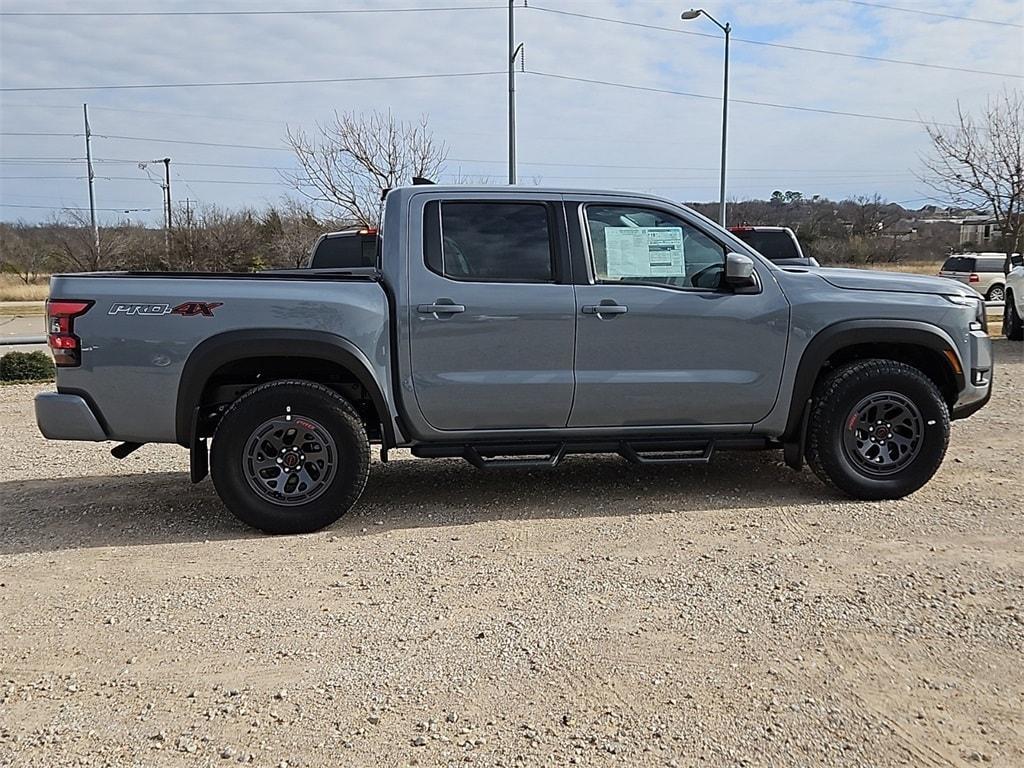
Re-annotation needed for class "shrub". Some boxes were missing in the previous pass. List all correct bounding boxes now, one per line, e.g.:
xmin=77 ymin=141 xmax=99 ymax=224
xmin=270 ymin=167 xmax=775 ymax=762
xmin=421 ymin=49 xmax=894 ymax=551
xmin=0 ymin=350 xmax=55 ymax=382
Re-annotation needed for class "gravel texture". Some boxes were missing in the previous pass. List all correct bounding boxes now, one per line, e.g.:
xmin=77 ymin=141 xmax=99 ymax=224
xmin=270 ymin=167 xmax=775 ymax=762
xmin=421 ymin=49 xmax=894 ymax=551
xmin=1 ymin=339 xmax=1022 ymax=767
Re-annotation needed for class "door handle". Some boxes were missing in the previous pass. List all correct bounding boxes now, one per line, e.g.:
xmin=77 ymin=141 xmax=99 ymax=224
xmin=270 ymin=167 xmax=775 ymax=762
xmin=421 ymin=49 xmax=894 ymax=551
xmin=418 ymin=302 xmax=466 ymax=315
xmin=581 ymin=303 xmax=628 ymax=315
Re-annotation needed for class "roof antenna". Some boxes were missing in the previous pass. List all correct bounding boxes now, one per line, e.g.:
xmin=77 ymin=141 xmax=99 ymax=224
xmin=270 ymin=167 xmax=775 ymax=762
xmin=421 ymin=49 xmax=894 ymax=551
xmin=412 ymin=176 xmax=435 ymax=185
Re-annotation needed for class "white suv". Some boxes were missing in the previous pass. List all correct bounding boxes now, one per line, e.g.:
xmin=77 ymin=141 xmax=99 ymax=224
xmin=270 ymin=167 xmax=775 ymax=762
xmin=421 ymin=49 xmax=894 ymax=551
xmin=1004 ymin=259 xmax=1024 ymax=340
xmin=939 ymin=254 xmax=1008 ymax=302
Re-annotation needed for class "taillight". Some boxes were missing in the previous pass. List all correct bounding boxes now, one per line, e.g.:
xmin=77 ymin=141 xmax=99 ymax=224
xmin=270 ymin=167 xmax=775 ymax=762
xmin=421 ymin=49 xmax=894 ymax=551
xmin=46 ymin=299 xmax=93 ymax=367
xmin=968 ymin=273 xmax=980 ymax=282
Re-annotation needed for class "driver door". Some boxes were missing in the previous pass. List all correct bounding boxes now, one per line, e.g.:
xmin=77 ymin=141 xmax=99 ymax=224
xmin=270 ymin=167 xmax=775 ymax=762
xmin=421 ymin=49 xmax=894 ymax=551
xmin=568 ymin=202 xmax=790 ymax=428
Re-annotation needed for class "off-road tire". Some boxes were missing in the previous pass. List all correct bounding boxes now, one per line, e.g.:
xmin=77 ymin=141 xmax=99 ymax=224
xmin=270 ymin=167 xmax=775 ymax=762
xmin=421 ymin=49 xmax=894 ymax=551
xmin=210 ymin=380 xmax=370 ymax=534
xmin=805 ymin=359 xmax=949 ymax=500
xmin=1004 ymin=291 xmax=1024 ymax=340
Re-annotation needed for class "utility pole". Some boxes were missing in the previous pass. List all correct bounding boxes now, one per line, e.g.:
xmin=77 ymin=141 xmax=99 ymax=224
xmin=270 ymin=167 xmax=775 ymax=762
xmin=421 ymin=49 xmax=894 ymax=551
xmin=161 ymin=157 xmax=171 ymax=259
xmin=508 ymin=0 xmax=518 ymax=185
xmin=82 ymin=104 xmax=99 ymax=251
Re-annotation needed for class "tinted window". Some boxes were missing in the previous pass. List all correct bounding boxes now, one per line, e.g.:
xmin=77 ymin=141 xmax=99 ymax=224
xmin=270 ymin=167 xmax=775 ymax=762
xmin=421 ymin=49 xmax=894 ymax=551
xmin=977 ymin=258 xmax=1004 ymax=273
xmin=731 ymin=230 xmax=799 ymax=261
xmin=425 ymin=201 xmax=554 ymax=282
xmin=586 ymin=205 xmax=726 ymax=290
xmin=311 ymin=233 xmax=377 ymax=268
xmin=942 ymin=256 xmax=975 ymax=272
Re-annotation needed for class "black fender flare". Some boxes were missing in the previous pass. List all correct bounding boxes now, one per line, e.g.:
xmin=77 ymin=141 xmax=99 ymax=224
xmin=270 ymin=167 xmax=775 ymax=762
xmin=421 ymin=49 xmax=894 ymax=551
xmin=782 ymin=319 xmax=964 ymax=444
xmin=175 ymin=328 xmax=395 ymax=447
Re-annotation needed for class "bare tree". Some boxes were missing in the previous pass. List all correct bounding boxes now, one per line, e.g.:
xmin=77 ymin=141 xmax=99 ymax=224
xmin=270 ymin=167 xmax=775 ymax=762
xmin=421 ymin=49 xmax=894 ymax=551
xmin=52 ymin=209 xmax=137 ymax=272
xmin=259 ymin=201 xmax=336 ymax=268
xmin=0 ymin=224 xmax=57 ymax=283
xmin=921 ymin=90 xmax=1024 ymax=258
xmin=286 ymin=111 xmax=447 ymax=227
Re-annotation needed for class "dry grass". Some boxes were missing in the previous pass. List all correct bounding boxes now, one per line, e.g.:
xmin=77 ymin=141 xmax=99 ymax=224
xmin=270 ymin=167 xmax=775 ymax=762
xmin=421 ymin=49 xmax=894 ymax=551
xmin=831 ymin=261 xmax=942 ymax=275
xmin=0 ymin=275 xmax=50 ymax=302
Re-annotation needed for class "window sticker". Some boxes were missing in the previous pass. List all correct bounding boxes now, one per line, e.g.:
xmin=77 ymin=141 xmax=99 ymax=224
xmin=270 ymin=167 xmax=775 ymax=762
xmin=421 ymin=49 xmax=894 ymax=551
xmin=604 ymin=227 xmax=685 ymax=278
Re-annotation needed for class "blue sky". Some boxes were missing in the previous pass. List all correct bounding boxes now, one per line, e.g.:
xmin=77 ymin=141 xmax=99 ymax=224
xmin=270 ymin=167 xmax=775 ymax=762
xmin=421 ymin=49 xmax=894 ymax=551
xmin=1 ymin=0 xmax=1022 ymax=225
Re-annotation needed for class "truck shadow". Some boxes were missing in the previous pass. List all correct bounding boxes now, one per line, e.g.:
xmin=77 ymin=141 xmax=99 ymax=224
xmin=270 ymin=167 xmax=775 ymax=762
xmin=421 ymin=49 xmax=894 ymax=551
xmin=0 ymin=451 xmax=834 ymax=555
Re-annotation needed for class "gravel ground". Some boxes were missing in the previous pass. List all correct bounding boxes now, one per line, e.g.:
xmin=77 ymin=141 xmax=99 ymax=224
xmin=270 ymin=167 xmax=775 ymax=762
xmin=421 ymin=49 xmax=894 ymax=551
xmin=2 ymin=340 xmax=1022 ymax=768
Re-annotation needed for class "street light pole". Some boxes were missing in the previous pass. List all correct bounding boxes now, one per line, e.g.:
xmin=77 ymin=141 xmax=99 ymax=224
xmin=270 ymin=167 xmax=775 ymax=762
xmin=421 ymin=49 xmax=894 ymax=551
xmin=508 ymin=0 xmax=517 ymax=185
xmin=682 ymin=8 xmax=731 ymax=227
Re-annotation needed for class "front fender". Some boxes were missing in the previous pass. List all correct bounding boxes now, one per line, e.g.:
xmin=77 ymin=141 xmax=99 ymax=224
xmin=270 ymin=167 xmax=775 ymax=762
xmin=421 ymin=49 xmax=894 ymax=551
xmin=781 ymin=319 xmax=964 ymax=441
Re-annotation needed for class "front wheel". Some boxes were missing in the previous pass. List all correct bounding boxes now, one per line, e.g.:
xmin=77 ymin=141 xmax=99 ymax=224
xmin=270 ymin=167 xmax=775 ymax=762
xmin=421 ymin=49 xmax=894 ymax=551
xmin=805 ymin=360 xmax=949 ymax=500
xmin=210 ymin=380 xmax=370 ymax=534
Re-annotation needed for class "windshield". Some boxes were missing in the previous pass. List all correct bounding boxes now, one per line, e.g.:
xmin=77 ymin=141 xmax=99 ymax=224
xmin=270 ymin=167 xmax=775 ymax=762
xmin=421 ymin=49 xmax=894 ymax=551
xmin=732 ymin=230 xmax=800 ymax=261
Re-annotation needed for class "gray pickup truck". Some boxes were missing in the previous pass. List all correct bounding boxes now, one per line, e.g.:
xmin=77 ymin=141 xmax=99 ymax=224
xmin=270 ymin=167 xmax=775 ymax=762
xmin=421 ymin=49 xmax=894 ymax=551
xmin=36 ymin=185 xmax=993 ymax=534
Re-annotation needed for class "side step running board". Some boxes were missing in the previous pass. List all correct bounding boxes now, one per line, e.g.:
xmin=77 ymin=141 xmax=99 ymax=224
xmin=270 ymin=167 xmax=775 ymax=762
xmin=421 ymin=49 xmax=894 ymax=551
xmin=459 ymin=440 xmax=717 ymax=469
xmin=463 ymin=445 xmax=566 ymax=469
xmin=618 ymin=440 xmax=715 ymax=465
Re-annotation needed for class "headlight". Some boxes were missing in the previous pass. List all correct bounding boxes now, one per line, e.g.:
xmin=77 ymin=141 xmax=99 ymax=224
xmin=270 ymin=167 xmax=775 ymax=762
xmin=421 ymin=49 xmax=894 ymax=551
xmin=945 ymin=294 xmax=987 ymax=332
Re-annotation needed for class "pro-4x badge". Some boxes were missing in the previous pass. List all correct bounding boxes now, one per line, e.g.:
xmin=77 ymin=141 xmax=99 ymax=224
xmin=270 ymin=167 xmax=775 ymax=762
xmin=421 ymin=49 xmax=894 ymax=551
xmin=109 ymin=301 xmax=222 ymax=317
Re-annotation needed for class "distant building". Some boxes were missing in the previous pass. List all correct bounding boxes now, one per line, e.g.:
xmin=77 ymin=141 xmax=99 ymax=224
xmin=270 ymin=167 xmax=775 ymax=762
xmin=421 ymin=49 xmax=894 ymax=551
xmin=959 ymin=215 xmax=1002 ymax=247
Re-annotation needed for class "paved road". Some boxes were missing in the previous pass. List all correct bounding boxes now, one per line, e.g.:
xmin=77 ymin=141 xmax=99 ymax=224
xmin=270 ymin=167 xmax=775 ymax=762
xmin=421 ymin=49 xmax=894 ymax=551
xmin=0 ymin=314 xmax=48 ymax=356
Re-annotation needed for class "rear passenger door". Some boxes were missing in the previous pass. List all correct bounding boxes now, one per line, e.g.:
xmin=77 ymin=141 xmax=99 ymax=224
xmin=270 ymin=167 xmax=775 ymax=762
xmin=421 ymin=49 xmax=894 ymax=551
xmin=407 ymin=194 xmax=577 ymax=431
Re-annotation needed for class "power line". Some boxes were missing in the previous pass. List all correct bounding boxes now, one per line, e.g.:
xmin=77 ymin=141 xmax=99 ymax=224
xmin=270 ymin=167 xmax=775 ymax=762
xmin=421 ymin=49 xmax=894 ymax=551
xmin=0 ymin=131 xmax=81 ymax=137
xmin=838 ymin=0 xmax=1024 ymax=28
xmin=0 ymin=4 xmax=503 ymax=17
xmin=0 ymin=70 xmax=503 ymax=93
xmin=527 ymin=5 xmax=1024 ymax=79
xmin=98 ymin=134 xmax=290 ymax=151
xmin=0 ymin=102 xmax=288 ymax=126
xmin=526 ymin=70 xmax=956 ymax=127
xmin=0 ymin=203 xmax=155 ymax=211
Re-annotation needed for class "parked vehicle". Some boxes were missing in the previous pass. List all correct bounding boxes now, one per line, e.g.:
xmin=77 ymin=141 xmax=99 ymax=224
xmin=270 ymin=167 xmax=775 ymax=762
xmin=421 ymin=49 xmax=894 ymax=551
xmin=939 ymin=253 xmax=1008 ymax=302
xmin=305 ymin=228 xmax=378 ymax=269
xmin=727 ymin=225 xmax=819 ymax=267
xmin=1004 ymin=258 xmax=1024 ymax=340
xmin=36 ymin=186 xmax=992 ymax=534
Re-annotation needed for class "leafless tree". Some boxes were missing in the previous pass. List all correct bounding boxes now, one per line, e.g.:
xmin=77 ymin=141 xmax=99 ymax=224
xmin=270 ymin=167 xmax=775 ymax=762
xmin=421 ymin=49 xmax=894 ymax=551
xmin=921 ymin=90 xmax=1023 ymax=257
xmin=259 ymin=201 xmax=341 ymax=268
xmin=51 ymin=209 xmax=140 ymax=272
xmin=0 ymin=224 xmax=57 ymax=283
xmin=285 ymin=111 xmax=447 ymax=227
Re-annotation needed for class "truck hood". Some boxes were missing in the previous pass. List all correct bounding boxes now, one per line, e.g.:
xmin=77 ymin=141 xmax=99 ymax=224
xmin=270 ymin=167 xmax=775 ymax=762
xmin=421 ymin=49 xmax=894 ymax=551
xmin=794 ymin=267 xmax=978 ymax=298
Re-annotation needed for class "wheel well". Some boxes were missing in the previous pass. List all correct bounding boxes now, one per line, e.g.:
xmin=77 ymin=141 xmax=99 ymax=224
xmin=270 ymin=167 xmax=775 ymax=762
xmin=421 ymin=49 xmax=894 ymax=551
xmin=818 ymin=343 xmax=959 ymax=407
xmin=195 ymin=356 xmax=385 ymax=443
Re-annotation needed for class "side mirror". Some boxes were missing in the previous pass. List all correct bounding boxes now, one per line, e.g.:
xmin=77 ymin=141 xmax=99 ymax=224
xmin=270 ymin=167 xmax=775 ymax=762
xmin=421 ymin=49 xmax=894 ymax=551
xmin=725 ymin=252 xmax=759 ymax=292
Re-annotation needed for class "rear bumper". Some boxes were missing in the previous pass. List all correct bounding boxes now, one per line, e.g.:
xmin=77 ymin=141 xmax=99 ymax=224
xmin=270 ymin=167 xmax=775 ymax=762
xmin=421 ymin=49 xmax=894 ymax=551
xmin=35 ymin=392 xmax=107 ymax=441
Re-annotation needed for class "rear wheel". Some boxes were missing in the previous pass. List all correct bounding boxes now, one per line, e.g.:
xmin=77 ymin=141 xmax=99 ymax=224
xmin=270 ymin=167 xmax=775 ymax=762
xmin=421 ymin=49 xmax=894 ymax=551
xmin=1004 ymin=292 xmax=1023 ymax=340
xmin=806 ymin=359 xmax=949 ymax=500
xmin=210 ymin=380 xmax=370 ymax=534
xmin=986 ymin=284 xmax=1005 ymax=304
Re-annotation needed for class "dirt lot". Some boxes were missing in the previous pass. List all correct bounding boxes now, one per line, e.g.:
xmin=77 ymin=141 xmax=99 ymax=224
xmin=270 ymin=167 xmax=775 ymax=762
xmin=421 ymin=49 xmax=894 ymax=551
xmin=1 ymin=341 xmax=1022 ymax=768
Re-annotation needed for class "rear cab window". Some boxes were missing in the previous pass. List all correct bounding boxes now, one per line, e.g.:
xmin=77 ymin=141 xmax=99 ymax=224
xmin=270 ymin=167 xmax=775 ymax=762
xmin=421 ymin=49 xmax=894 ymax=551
xmin=423 ymin=200 xmax=555 ymax=282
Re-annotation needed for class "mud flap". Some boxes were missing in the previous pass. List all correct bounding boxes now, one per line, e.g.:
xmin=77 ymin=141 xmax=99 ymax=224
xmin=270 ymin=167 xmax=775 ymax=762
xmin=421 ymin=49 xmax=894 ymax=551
xmin=783 ymin=399 xmax=811 ymax=471
xmin=189 ymin=407 xmax=209 ymax=483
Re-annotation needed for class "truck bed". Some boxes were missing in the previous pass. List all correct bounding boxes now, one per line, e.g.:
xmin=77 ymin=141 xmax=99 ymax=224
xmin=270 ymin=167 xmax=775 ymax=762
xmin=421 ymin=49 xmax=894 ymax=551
xmin=47 ymin=270 xmax=393 ymax=444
